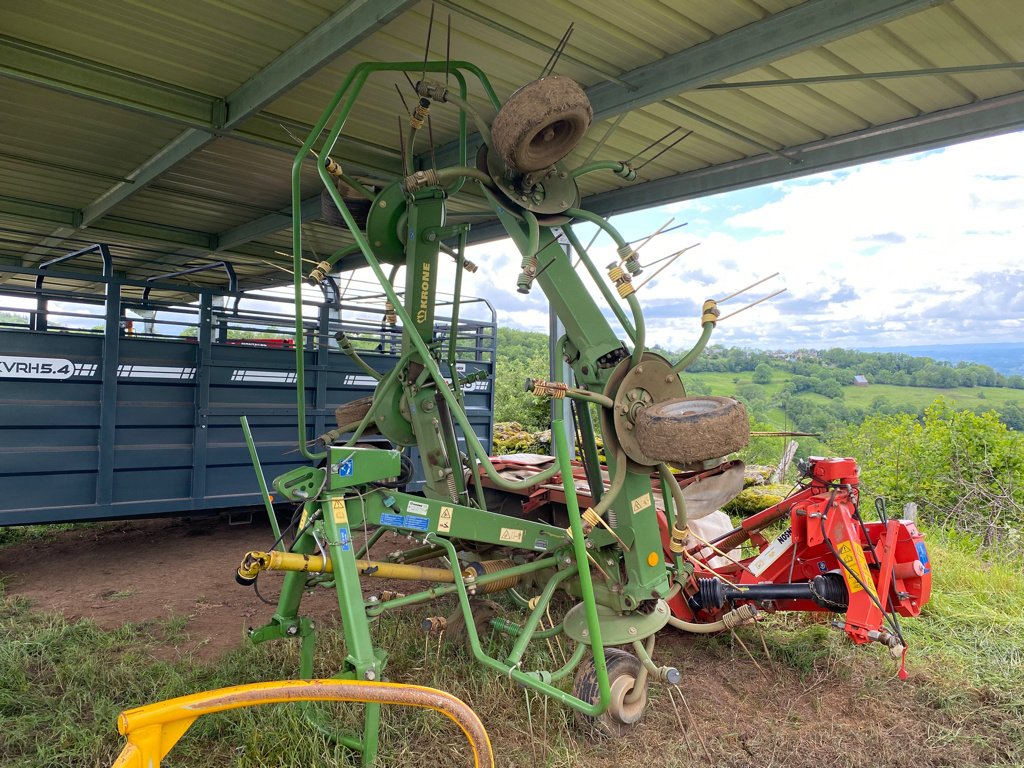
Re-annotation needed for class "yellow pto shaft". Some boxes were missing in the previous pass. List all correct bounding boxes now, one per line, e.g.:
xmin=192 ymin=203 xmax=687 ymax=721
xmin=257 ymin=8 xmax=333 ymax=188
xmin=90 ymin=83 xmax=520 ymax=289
xmin=236 ymin=550 xmax=458 ymax=584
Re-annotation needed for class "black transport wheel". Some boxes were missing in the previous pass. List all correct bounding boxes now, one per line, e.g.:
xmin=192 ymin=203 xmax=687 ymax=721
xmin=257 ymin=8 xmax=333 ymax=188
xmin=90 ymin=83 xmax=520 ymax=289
xmin=633 ymin=396 xmax=749 ymax=466
xmin=572 ymin=647 xmax=648 ymax=736
xmin=491 ymin=76 xmax=592 ymax=173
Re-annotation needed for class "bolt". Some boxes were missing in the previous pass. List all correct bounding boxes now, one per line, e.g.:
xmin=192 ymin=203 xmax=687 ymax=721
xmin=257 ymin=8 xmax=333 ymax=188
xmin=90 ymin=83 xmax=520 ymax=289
xmin=427 ymin=232 xmax=437 ymax=241
xmin=625 ymin=423 xmax=633 ymax=430
xmin=423 ymin=400 xmax=435 ymax=411
xmin=582 ymin=628 xmax=589 ymax=637
xmin=368 ymin=595 xmax=379 ymax=603
xmin=286 ymin=626 xmax=298 ymax=636
xmin=657 ymin=603 xmax=666 ymax=613
xmin=634 ymin=366 xmax=644 ymax=374
xmin=559 ymin=171 xmax=567 ymax=179
xmin=364 ymin=670 xmax=376 ymax=680
xmin=379 ymin=200 xmax=388 ymax=208
xmin=374 ymin=240 xmax=382 ymax=247
xmin=628 ymin=626 xmax=637 ymax=635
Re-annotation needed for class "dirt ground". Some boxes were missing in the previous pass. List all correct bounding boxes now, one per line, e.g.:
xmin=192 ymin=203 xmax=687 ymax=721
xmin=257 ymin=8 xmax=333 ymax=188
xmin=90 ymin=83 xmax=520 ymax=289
xmin=0 ymin=514 xmax=417 ymax=660
xmin=1 ymin=515 xmax=1016 ymax=768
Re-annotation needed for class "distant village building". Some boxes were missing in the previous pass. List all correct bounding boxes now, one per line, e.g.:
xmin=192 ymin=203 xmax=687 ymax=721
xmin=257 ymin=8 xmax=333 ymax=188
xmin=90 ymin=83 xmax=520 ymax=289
xmin=852 ymin=374 xmax=869 ymax=386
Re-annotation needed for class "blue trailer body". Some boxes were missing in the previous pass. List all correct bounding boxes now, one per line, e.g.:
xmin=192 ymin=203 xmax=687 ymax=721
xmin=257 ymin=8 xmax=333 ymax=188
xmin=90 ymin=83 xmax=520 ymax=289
xmin=0 ymin=256 xmax=495 ymax=525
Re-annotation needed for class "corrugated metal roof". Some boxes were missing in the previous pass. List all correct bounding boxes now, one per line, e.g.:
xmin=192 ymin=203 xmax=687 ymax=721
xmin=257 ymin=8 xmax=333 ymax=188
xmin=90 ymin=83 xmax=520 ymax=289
xmin=0 ymin=0 xmax=1022 ymax=290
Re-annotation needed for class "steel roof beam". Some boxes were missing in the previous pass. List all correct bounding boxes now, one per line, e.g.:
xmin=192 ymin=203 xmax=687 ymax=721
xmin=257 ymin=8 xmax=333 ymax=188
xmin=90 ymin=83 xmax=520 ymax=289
xmin=429 ymin=0 xmax=940 ymax=169
xmin=0 ymin=195 xmax=320 ymax=267
xmin=0 ymin=36 xmax=401 ymax=173
xmin=48 ymin=0 xmax=415 ymax=229
xmin=2 ymin=0 xmax=411 ymax=237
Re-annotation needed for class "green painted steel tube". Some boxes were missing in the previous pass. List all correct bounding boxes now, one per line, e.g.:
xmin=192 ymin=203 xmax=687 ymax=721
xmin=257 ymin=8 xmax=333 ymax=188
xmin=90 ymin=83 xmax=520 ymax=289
xmin=572 ymin=161 xmax=632 ymax=180
xmin=548 ymin=642 xmax=587 ymax=682
xmin=658 ymin=474 xmax=686 ymax=575
xmin=592 ymin=445 xmax=628 ymax=517
xmin=565 ymin=388 xmax=614 ymax=408
xmin=672 ymin=320 xmax=714 ymax=373
xmin=318 ymin=180 xmax=561 ymax=491
xmin=658 ymin=463 xmax=688 ymax=532
xmin=337 ymin=336 xmax=383 ymax=381
xmin=562 ymin=224 xmax=636 ymax=340
xmin=364 ymin=556 xmax=561 ymax=616
xmin=355 ymin=526 xmax=388 ymax=560
xmin=239 ymin=415 xmax=282 ymax=548
xmin=290 ymin=60 xmax=500 ymax=462
xmin=625 ymin=292 xmax=646 ymax=368
xmin=506 ymin=566 xmax=578 ymax=664
xmin=429 ymin=166 xmax=495 ymax=189
xmin=442 ymin=91 xmax=493 ymax=146
xmin=427 ymin=530 xmax=610 ymax=716
xmin=551 ymin=421 xmax=610 ymax=714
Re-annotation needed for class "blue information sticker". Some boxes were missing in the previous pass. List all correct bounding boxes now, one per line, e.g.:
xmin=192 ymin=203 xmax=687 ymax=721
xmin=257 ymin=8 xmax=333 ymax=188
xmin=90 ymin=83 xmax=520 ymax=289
xmin=338 ymin=527 xmax=350 ymax=551
xmin=404 ymin=515 xmax=429 ymax=532
xmin=381 ymin=513 xmax=404 ymax=527
xmin=338 ymin=457 xmax=354 ymax=477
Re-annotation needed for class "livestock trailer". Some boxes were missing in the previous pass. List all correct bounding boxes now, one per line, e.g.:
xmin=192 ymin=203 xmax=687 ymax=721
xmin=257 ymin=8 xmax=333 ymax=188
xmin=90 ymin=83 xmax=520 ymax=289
xmin=0 ymin=244 xmax=495 ymax=525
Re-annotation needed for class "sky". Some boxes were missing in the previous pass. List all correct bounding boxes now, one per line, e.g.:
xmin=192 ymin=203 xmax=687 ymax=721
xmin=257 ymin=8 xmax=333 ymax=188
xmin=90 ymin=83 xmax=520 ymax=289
xmin=454 ymin=129 xmax=1024 ymax=352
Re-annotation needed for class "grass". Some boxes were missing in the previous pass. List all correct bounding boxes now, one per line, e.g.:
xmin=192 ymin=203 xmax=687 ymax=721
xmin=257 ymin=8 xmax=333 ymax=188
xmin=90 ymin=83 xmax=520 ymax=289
xmin=686 ymin=371 xmax=1024 ymax=414
xmin=1 ymin=535 xmax=1022 ymax=767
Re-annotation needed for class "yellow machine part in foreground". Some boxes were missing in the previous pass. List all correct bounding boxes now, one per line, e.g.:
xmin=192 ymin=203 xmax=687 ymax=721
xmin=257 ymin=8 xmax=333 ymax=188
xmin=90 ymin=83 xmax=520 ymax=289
xmin=111 ymin=678 xmax=494 ymax=768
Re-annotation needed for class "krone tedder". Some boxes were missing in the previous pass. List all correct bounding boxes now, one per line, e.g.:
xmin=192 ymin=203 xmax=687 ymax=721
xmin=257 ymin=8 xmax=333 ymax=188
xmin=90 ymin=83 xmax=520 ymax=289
xmin=113 ymin=53 xmax=933 ymax=767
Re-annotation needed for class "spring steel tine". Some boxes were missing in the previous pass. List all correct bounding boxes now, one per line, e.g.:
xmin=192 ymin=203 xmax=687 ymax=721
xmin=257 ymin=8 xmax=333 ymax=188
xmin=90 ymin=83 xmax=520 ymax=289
xmin=395 ymin=83 xmax=412 ymax=115
xmin=716 ymin=288 xmax=787 ymax=322
xmin=422 ymin=3 xmax=436 ymax=83
xmin=628 ymin=217 xmax=675 ymax=258
xmin=427 ymin=114 xmax=438 ymax=171
xmin=718 ymin=272 xmax=781 ymax=303
xmin=572 ymin=227 xmax=601 ymax=270
xmin=580 ymin=112 xmax=627 ymax=167
xmin=626 ymin=126 xmax=680 ymax=165
xmin=397 ymin=115 xmax=408 ymax=170
xmin=445 ymin=13 xmax=452 ymax=84
xmin=634 ymin=129 xmax=694 ymax=172
xmin=627 ymin=221 xmax=688 ymax=245
xmin=634 ymin=243 xmax=701 ymax=291
xmin=540 ymin=23 xmax=574 ymax=79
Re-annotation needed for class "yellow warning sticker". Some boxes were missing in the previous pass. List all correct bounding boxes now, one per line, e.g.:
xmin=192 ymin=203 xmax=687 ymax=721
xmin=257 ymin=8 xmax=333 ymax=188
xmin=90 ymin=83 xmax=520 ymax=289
xmin=631 ymin=494 xmax=652 ymax=514
xmin=499 ymin=527 xmax=524 ymax=543
xmin=438 ymin=505 xmax=454 ymax=533
xmin=837 ymin=540 xmax=877 ymax=598
xmin=331 ymin=497 xmax=348 ymax=524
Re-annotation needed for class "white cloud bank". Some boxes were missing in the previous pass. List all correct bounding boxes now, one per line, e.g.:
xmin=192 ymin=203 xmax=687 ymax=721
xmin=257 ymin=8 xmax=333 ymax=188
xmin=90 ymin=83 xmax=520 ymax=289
xmin=465 ymin=130 xmax=1024 ymax=351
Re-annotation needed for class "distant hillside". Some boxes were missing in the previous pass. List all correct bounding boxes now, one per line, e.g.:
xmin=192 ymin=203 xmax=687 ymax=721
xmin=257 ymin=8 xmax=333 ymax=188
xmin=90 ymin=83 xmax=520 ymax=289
xmin=493 ymin=330 xmax=1024 ymax=435
xmin=859 ymin=342 xmax=1024 ymax=376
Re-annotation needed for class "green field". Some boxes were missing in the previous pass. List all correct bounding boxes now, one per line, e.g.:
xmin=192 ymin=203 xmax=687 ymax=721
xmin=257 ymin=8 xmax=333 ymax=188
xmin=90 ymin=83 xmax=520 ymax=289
xmin=684 ymin=371 xmax=1024 ymax=414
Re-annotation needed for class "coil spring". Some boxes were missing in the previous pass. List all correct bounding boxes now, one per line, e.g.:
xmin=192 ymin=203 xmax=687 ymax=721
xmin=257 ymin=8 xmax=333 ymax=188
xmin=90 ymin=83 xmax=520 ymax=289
xmin=466 ymin=559 xmax=519 ymax=594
